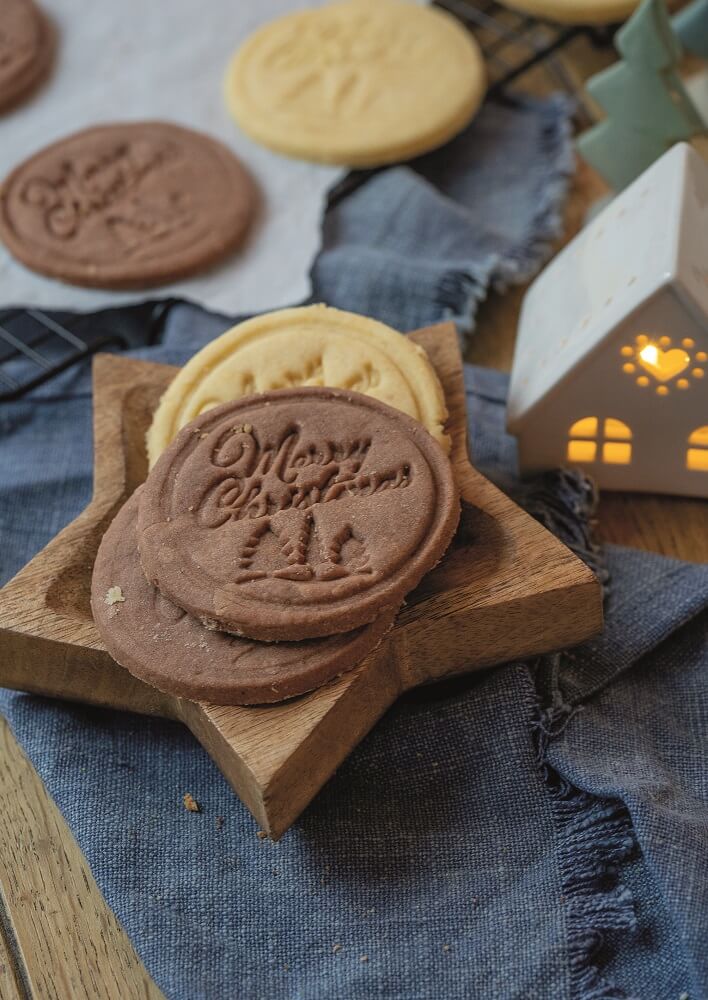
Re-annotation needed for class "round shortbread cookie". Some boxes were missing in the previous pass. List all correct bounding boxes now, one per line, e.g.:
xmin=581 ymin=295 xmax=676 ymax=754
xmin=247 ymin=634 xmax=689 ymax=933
xmin=139 ymin=387 xmax=459 ymax=642
xmin=224 ymin=0 xmax=486 ymax=166
xmin=0 ymin=0 xmax=54 ymax=114
xmin=146 ymin=305 xmax=450 ymax=467
xmin=496 ymin=0 xmax=638 ymax=23
xmin=0 ymin=122 xmax=256 ymax=289
xmin=91 ymin=490 xmax=396 ymax=705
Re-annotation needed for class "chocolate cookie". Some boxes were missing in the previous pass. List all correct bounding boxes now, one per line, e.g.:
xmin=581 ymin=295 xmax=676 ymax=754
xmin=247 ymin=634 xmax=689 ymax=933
xmin=92 ymin=491 xmax=396 ymax=705
xmin=0 ymin=122 xmax=256 ymax=288
xmin=0 ymin=0 xmax=54 ymax=114
xmin=138 ymin=387 xmax=459 ymax=641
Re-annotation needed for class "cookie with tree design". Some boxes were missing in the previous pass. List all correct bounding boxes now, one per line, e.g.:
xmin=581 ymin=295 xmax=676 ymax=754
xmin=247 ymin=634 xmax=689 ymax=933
xmin=138 ymin=387 xmax=459 ymax=641
xmin=0 ymin=122 xmax=256 ymax=288
xmin=92 ymin=490 xmax=396 ymax=705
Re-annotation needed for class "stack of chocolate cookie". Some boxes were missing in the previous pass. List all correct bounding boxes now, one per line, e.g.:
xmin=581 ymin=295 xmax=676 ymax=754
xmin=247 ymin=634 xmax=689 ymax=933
xmin=91 ymin=384 xmax=459 ymax=706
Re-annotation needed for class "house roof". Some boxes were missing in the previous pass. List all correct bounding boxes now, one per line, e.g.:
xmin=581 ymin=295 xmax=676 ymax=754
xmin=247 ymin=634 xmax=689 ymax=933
xmin=507 ymin=143 xmax=708 ymax=431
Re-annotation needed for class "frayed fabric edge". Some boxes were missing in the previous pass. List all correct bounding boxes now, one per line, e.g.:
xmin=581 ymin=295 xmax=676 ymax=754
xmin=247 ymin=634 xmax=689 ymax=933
xmin=511 ymin=468 xmax=610 ymax=596
xmin=492 ymin=94 xmax=576 ymax=292
xmin=524 ymin=670 xmax=639 ymax=1000
xmin=516 ymin=467 xmax=638 ymax=1000
xmin=435 ymin=94 xmax=576 ymax=344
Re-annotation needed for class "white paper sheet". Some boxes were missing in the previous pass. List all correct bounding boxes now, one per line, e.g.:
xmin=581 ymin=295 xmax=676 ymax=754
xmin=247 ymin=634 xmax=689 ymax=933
xmin=0 ymin=0 xmax=345 ymax=314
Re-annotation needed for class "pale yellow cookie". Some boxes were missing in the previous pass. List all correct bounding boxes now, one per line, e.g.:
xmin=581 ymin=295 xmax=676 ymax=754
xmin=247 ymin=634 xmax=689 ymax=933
xmin=224 ymin=0 xmax=486 ymax=167
xmin=496 ymin=0 xmax=638 ymax=23
xmin=146 ymin=305 xmax=450 ymax=467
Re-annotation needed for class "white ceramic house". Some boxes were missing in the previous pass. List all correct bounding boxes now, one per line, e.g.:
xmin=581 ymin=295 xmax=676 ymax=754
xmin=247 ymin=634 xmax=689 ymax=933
xmin=507 ymin=143 xmax=708 ymax=498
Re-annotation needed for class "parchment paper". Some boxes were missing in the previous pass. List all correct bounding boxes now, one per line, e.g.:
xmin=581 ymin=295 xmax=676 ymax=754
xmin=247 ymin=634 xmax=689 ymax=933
xmin=0 ymin=0 xmax=345 ymax=314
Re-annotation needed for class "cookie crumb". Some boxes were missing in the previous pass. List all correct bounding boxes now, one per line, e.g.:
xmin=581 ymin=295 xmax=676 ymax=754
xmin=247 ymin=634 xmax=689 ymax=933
xmin=183 ymin=792 xmax=200 ymax=813
xmin=215 ymin=816 xmax=224 ymax=830
xmin=332 ymin=943 xmax=342 ymax=954
xmin=442 ymin=944 xmax=451 ymax=952
xmin=188 ymin=505 xmax=194 ymax=512
xmin=104 ymin=586 xmax=125 ymax=607
xmin=256 ymin=829 xmax=267 ymax=840
xmin=199 ymin=432 xmax=208 ymax=439
xmin=243 ymin=423 xmax=252 ymax=433
xmin=360 ymin=954 xmax=369 ymax=963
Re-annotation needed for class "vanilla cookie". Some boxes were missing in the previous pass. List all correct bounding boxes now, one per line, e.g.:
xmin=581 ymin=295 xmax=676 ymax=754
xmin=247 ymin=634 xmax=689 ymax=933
xmin=224 ymin=0 xmax=486 ymax=166
xmin=146 ymin=304 xmax=450 ymax=466
xmin=496 ymin=0 xmax=637 ymax=23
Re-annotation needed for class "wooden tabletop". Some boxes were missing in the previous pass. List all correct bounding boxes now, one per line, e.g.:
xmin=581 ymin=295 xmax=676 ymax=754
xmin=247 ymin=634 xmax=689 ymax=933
xmin=1 ymin=30 xmax=706 ymax=1000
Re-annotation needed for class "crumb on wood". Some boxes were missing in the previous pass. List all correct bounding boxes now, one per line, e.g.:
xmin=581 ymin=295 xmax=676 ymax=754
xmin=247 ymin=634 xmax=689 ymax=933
xmin=104 ymin=586 xmax=125 ymax=607
xmin=256 ymin=829 xmax=267 ymax=840
xmin=183 ymin=792 xmax=200 ymax=813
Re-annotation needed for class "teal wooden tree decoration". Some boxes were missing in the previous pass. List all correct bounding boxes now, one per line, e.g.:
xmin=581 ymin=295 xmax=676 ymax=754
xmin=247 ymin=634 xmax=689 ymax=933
xmin=577 ymin=0 xmax=705 ymax=191
xmin=674 ymin=0 xmax=708 ymax=59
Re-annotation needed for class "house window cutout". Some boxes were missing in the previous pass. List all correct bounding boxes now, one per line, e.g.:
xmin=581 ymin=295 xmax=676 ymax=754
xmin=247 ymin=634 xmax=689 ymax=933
xmin=687 ymin=427 xmax=708 ymax=472
xmin=567 ymin=417 xmax=632 ymax=465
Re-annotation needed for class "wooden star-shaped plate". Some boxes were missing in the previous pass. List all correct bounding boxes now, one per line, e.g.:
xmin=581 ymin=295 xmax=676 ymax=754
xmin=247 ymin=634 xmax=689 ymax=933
xmin=0 ymin=323 xmax=602 ymax=838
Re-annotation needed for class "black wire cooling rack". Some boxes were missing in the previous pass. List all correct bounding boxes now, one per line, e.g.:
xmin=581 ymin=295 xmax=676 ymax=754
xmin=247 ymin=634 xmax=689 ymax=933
xmin=439 ymin=0 xmax=612 ymax=116
xmin=0 ymin=309 xmax=126 ymax=401
xmin=0 ymin=1 xmax=615 ymax=403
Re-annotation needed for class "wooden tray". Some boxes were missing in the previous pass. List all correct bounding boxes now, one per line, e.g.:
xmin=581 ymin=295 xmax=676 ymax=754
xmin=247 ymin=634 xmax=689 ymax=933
xmin=0 ymin=323 xmax=602 ymax=838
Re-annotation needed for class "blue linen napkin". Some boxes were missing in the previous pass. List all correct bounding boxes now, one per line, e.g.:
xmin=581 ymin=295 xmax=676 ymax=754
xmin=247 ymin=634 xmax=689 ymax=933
xmin=1 ymin=96 xmax=707 ymax=1000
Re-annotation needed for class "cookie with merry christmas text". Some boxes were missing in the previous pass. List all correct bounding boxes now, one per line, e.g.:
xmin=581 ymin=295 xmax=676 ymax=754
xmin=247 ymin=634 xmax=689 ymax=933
xmin=146 ymin=305 xmax=450 ymax=467
xmin=92 ymin=490 xmax=396 ymax=705
xmin=138 ymin=387 xmax=459 ymax=642
xmin=0 ymin=122 xmax=256 ymax=288
xmin=224 ymin=0 xmax=485 ymax=166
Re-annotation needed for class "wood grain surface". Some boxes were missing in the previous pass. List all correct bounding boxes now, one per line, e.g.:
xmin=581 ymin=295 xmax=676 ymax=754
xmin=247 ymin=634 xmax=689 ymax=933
xmin=0 ymin=322 xmax=601 ymax=843
xmin=0 ymin=716 xmax=163 ymax=1000
xmin=0 ymin=29 xmax=704 ymax=1000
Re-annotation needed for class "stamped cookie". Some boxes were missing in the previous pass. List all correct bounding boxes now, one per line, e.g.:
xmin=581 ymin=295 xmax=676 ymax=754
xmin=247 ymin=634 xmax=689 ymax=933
xmin=146 ymin=305 xmax=450 ymax=467
xmin=91 ymin=491 xmax=396 ymax=705
xmin=0 ymin=0 xmax=54 ymax=114
xmin=0 ymin=122 xmax=256 ymax=288
xmin=139 ymin=387 xmax=459 ymax=642
xmin=496 ymin=0 xmax=638 ymax=22
xmin=225 ymin=0 xmax=486 ymax=166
